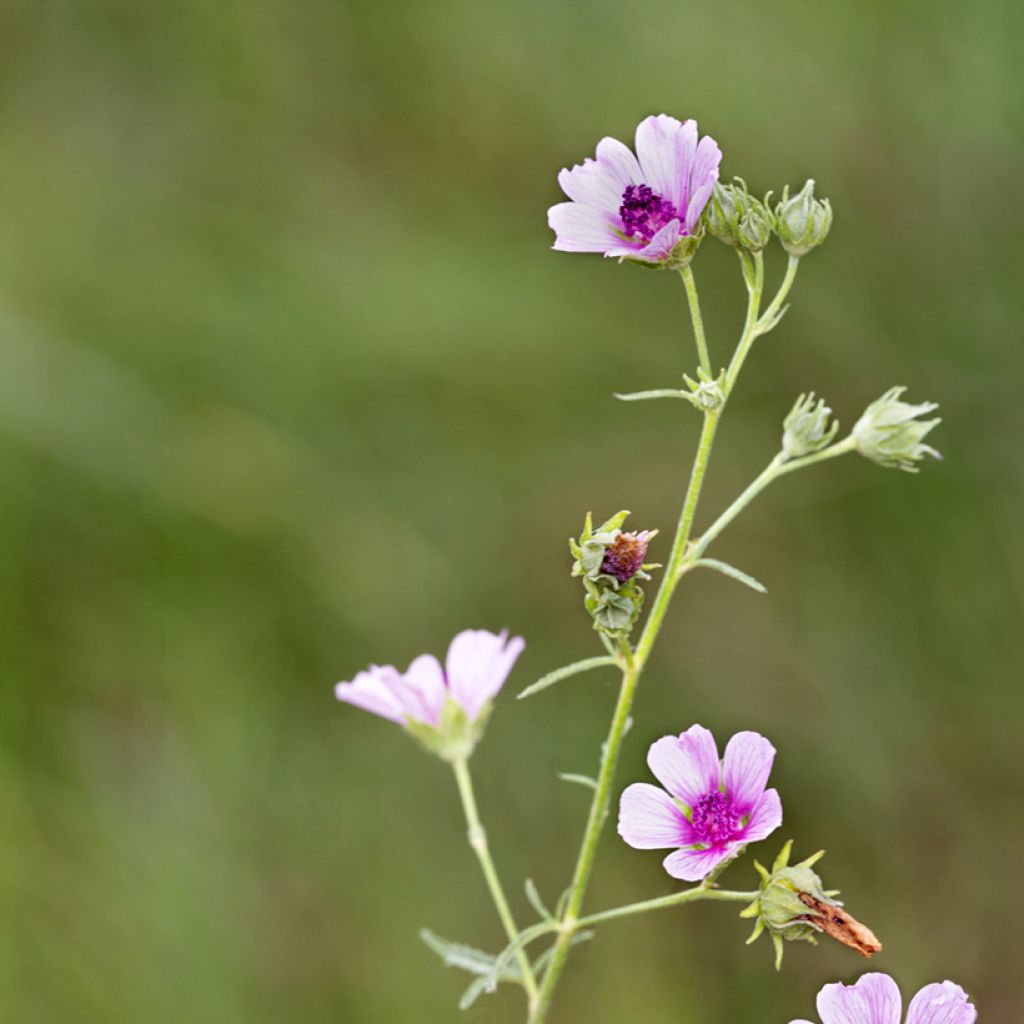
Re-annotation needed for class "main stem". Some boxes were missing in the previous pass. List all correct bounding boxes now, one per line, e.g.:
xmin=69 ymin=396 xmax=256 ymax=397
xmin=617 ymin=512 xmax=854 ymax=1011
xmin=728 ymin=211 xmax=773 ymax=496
xmin=452 ymin=758 xmax=539 ymax=1008
xmin=530 ymin=262 xmax=770 ymax=1023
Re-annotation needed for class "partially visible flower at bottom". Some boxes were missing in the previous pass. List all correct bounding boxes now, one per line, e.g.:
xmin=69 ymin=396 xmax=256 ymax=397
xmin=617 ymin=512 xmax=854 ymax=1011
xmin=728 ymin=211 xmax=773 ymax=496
xmin=334 ymin=629 xmax=524 ymax=760
xmin=790 ymin=972 xmax=977 ymax=1024
xmin=618 ymin=724 xmax=782 ymax=881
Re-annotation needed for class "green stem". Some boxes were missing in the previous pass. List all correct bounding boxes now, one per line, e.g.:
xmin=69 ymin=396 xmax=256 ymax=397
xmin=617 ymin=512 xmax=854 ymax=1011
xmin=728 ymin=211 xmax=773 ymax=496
xmin=758 ymin=253 xmax=800 ymax=331
xmin=452 ymin=758 xmax=539 ymax=1008
xmin=692 ymin=437 xmax=855 ymax=561
xmin=528 ymin=259 xmax=770 ymax=1024
xmin=576 ymin=887 xmax=757 ymax=929
xmin=680 ymin=266 xmax=711 ymax=377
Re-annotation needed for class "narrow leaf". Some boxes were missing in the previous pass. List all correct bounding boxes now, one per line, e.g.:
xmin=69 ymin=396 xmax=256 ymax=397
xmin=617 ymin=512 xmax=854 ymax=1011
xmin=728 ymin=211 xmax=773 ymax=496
xmin=692 ymin=558 xmax=767 ymax=593
xmin=524 ymin=879 xmax=553 ymax=922
xmin=558 ymin=772 xmax=598 ymax=790
xmin=614 ymin=388 xmax=696 ymax=403
xmin=419 ymin=930 xmax=512 ymax=978
xmin=517 ymin=656 xmax=617 ymax=700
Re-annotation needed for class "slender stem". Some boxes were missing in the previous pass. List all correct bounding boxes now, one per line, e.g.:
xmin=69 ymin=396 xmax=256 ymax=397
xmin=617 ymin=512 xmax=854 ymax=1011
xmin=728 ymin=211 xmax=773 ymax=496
xmin=724 ymin=249 xmax=765 ymax=395
xmin=528 ymin=261 xmax=768 ymax=1024
xmin=452 ymin=758 xmax=539 ymax=1007
xmin=693 ymin=436 xmax=856 ymax=561
xmin=759 ymin=253 xmax=800 ymax=330
xmin=680 ymin=266 xmax=711 ymax=377
xmin=577 ymin=887 xmax=757 ymax=928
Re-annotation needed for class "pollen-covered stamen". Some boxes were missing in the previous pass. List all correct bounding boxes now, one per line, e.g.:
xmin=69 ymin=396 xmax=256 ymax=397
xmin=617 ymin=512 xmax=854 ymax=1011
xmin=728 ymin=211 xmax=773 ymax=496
xmin=600 ymin=530 xmax=651 ymax=582
xmin=619 ymin=184 xmax=678 ymax=242
xmin=690 ymin=791 xmax=740 ymax=845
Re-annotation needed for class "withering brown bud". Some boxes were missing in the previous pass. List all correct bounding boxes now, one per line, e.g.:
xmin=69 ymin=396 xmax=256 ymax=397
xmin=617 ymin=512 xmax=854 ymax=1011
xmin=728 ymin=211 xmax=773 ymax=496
xmin=798 ymin=893 xmax=882 ymax=958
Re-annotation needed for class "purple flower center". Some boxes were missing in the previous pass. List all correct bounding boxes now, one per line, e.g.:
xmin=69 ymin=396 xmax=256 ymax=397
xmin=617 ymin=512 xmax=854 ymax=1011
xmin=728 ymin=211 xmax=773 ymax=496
xmin=619 ymin=184 xmax=678 ymax=243
xmin=690 ymin=792 xmax=740 ymax=845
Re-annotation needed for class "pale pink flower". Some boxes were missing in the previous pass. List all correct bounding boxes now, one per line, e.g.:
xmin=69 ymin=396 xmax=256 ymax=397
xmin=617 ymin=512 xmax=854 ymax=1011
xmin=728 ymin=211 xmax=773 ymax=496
xmin=791 ymin=973 xmax=977 ymax=1024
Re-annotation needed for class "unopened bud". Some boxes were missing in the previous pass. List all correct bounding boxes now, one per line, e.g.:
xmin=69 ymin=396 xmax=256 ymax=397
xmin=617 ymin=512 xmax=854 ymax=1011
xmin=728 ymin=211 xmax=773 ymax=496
xmin=852 ymin=387 xmax=941 ymax=471
xmin=775 ymin=180 xmax=832 ymax=256
xmin=782 ymin=393 xmax=839 ymax=459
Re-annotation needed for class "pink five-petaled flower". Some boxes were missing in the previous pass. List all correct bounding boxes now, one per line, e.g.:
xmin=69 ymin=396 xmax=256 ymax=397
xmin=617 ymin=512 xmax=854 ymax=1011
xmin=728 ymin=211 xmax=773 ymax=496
xmin=618 ymin=724 xmax=782 ymax=881
xmin=334 ymin=629 xmax=524 ymax=759
xmin=548 ymin=114 xmax=722 ymax=267
xmin=791 ymin=973 xmax=977 ymax=1024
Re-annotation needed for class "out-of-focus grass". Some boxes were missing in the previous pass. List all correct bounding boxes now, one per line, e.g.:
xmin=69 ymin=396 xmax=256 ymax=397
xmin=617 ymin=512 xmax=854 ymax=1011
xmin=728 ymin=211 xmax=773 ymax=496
xmin=0 ymin=0 xmax=1021 ymax=1020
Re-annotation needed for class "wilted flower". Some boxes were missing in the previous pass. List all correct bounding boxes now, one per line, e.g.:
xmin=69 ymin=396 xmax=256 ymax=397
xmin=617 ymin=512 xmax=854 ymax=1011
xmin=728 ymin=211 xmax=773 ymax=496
xmin=791 ymin=973 xmax=977 ymax=1024
xmin=334 ymin=629 xmax=524 ymax=759
xmin=782 ymin=392 xmax=839 ymax=459
xmin=618 ymin=724 xmax=782 ymax=881
xmin=775 ymin=179 xmax=833 ymax=256
xmin=741 ymin=840 xmax=881 ymax=969
xmin=852 ymin=387 xmax=941 ymax=471
xmin=548 ymin=114 xmax=722 ymax=268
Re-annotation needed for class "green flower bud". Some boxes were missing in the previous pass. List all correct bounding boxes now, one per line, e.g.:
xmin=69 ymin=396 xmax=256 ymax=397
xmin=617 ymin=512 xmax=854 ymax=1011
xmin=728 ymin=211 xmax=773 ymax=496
xmin=782 ymin=392 xmax=839 ymax=459
xmin=852 ymin=386 xmax=941 ymax=472
xmin=775 ymin=180 xmax=833 ymax=256
xmin=740 ymin=841 xmax=881 ymax=969
xmin=683 ymin=368 xmax=726 ymax=411
xmin=736 ymin=200 xmax=775 ymax=252
xmin=706 ymin=179 xmax=775 ymax=252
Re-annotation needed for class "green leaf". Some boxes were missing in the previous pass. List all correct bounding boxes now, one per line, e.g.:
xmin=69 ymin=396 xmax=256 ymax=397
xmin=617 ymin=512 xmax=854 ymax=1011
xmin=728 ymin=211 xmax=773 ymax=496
xmin=517 ymin=655 xmax=618 ymax=699
xmin=419 ymin=930 xmax=517 ymax=980
xmin=691 ymin=558 xmax=767 ymax=593
xmin=557 ymin=772 xmax=598 ymax=790
xmin=524 ymin=879 xmax=553 ymax=922
xmin=614 ymin=388 xmax=697 ymax=403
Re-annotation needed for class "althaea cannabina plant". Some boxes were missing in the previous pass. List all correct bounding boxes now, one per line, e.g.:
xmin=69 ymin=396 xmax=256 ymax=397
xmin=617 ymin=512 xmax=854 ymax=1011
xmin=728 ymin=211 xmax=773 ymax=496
xmin=332 ymin=113 xmax=960 ymax=1023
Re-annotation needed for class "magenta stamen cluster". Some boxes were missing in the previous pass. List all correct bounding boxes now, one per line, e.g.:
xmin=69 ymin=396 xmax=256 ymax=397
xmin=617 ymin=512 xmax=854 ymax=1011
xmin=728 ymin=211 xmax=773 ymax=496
xmin=619 ymin=184 xmax=677 ymax=242
xmin=690 ymin=791 xmax=740 ymax=845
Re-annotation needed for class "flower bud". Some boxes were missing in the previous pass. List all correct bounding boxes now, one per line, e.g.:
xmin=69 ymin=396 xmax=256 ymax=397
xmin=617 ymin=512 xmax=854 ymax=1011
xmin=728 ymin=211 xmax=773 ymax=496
xmin=570 ymin=512 xmax=659 ymax=638
xmin=683 ymin=369 xmax=726 ymax=411
xmin=736 ymin=200 xmax=775 ymax=252
xmin=707 ymin=179 xmax=773 ymax=252
xmin=775 ymin=180 xmax=832 ymax=256
xmin=852 ymin=387 xmax=941 ymax=471
xmin=740 ymin=841 xmax=881 ymax=969
xmin=782 ymin=392 xmax=839 ymax=459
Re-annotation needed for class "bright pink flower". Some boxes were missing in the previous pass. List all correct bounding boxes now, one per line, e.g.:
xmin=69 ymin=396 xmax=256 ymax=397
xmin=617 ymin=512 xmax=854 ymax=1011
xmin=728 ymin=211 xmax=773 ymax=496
xmin=791 ymin=973 xmax=977 ymax=1024
xmin=548 ymin=114 xmax=722 ymax=266
xmin=618 ymin=724 xmax=782 ymax=881
xmin=335 ymin=629 xmax=524 ymax=728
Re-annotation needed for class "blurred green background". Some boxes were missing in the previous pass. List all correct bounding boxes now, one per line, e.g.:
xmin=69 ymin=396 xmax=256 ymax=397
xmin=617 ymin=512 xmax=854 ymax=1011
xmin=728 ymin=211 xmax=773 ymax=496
xmin=1 ymin=1 xmax=1021 ymax=1021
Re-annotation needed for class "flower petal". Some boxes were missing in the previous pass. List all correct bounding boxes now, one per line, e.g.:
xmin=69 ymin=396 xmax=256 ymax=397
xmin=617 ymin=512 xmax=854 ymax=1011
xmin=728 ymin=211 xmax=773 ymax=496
xmin=647 ymin=725 xmax=720 ymax=807
xmin=548 ymin=201 xmax=619 ymax=253
xmin=739 ymin=788 xmax=782 ymax=843
xmin=905 ymin=982 xmax=977 ymax=1024
xmin=557 ymin=136 xmax=642 ymax=211
xmin=635 ymin=114 xmax=697 ymax=212
xmin=397 ymin=653 xmax=447 ymax=726
xmin=618 ymin=783 xmax=695 ymax=849
xmin=817 ymin=973 xmax=901 ymax=1024
xmin=445 ymin=628 xmax=524 ymax=722
xmin=662 ymin=843 xmax=733 ymax=882
xmin=335 ymin=666 xmax=406 ymax=724
xmin=605 ymin=218 xmax=682 ymax=264
xmin=723 ymin=731 xmax=776 ymax=814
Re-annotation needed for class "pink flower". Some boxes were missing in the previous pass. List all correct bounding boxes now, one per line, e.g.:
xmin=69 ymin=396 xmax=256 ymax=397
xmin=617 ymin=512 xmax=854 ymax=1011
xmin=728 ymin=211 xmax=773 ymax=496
xmin=335 ymin=629 xmax=525 ymax=728
xmin=791 ymin=973 xmax=977 ymax=1024
xmin=618 ymin=724 xmax=782 ymax=881
xmin=548 ymin=114 xmax=722 ymax=266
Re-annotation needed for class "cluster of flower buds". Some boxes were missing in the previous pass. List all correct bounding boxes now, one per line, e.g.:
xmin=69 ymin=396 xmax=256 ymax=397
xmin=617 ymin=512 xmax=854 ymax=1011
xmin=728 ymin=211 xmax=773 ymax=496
xmin=706 ymin=178 xmax=776 ymax=252
xmin=774 ymin=179 xmax=833 ymax=256
xmin=740 ymin=841 xmax=881 ymax=969
xmin=570 ymin=511 xmax=658 ymax=637
xmin=708 ymin=177 xmax=833 ymax=256
xmin=782 ymin=392 xmax=839 ymax=459
xmin=853 ymin=387 xmax=941 ymax=471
